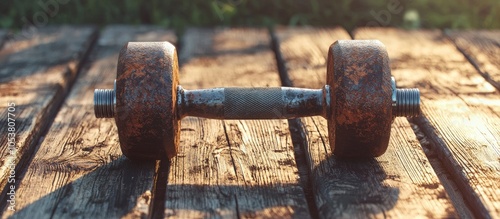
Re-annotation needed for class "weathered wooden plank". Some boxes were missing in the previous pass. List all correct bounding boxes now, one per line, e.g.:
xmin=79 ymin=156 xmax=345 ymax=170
xmin=355 ymin=28 xmax=500 ymax=218
xmin=163 ymin=28 xmax=311 ymax=218
xmin=446 ymin=30 xmax=500 ymax=90
xmin=273 ymin=27 xmax=351 ymax=88
xmin=0 ymin=26 xmax=96 ymax=202
xmin=275 ymin=27 xmax=459 ymax=218
xmin=2 ymin=26 xmax=176 ymax=218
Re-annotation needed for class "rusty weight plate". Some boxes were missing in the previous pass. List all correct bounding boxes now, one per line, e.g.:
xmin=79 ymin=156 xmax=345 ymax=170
xmin=327 ymin=40 xmax=392 ymax=157
xmin=115 ymin=42 xmax=180 ymax=160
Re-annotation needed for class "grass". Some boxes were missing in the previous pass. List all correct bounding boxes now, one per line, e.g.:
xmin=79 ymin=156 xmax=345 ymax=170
xmin=1 ymin=0 xmax=499 ymax=31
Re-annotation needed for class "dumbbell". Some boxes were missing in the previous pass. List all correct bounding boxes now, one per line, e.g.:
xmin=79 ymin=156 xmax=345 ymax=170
xmin=94 ymin=40 xmax=420 ymax=160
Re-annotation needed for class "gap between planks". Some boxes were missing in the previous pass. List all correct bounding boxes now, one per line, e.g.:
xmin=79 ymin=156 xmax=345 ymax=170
xmin=1 ymin=26 xmax=176 ymax=219
xmin=4 ymin=26 xmax=496 ymax=218
xmin=355 ymin=27 xmax=499 ymax=219
xmin=162 ymin=28 xmax=312 ymax=219
xmin=273 ymin=26 xmax=465 ymax=218
xmin=0 ymin=26 xmax=97 ymax=211
xmin=446 ymin=30 xmax=500 ymax=91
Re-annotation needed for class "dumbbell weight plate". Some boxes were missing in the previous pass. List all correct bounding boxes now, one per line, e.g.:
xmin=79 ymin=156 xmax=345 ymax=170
xmin=115 ymin=42 xmax=180 ymax=160
xmin=327 ymin=40 xmax=392 ymax=157
xmin=113 ymin=40 xmax=393 ymax=160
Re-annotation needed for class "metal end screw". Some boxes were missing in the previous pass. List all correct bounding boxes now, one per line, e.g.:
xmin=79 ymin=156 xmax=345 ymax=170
xmin=94 ymin=89 xmax=115 ymax=118
xmin=394 ymin=88 xmax=420 ymax=117
xmin=391 ymin=77 xmax=420 ymax=117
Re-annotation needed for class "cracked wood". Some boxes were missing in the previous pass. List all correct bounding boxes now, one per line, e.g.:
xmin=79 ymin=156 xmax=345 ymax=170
xmin=275 ymin=27 xmax=459 ymax=218
xmin=2 ymin=26 xmax=176 ymax=218
xmin=163 ymin=28 xmax=311 ymax=218
xmin=446 ymin=30 xmax=500 ymax=90
xmin=0 ymin=26 xmax=96 ymax=202
xmin=355 ymin=28 xmax=499 ymax=219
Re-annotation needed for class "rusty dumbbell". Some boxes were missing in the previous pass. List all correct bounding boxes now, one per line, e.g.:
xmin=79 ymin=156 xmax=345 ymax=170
xmin=94 ymin=40 xmax=420 ymax=160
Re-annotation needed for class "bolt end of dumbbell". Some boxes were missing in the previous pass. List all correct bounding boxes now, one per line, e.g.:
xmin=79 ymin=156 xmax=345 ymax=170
xmin=94 ymin=89 xmax=115 ymax=118
xmin=393 ymin=88 xmax=420 ymax=117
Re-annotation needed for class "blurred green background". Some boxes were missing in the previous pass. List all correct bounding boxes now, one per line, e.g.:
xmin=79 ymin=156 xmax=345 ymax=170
xmin=1 ymin=0 xmax=499 ymax=32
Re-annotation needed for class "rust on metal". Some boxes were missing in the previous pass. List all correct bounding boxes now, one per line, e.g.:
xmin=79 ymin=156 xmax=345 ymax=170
xmin=282 ymin=87 xmax=325 ymax=119
xmin=115 ymin=42 xmax=180 ymax=160
xmin=178 ymin=87 xmax=225 ymax=119
xmin=178 ymin=87 xmax=327 ymax=119
xmin=327 ymin=40 xmax=392 ymax=157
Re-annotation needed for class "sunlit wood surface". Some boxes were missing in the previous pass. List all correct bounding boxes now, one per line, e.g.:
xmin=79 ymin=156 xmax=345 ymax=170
xmin=0 ymin=26 xmax=498 ymax=218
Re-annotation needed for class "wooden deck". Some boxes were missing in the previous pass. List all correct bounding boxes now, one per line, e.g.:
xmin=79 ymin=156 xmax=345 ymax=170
xmin=0 ymin=25 xmax=498 ymax=218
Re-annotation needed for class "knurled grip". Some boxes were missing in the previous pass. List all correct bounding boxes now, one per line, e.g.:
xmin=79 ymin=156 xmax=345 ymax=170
xmin=178 ymin=86 xmax=326 ymax=119
xmin=224 ymin=87 xmax=284 ymax=119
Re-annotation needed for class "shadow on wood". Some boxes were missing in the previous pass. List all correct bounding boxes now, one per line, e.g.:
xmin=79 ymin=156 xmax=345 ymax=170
xmin=164 ymin=151 xmax=401 ymax=218
xmin=0 ymin=27 xmax=97 ymax=84
xmin=7 ymin=147 xmax=399 ymax=218
xmin=164 ymin=184 xmax=309 ymax=218
xmin=312 ymin=152 xmax=400 ymax=218
xmin=7 ymin=157 xmax=155 ymax=218
xmin=8 ymin=154 xmax=307 ymax=218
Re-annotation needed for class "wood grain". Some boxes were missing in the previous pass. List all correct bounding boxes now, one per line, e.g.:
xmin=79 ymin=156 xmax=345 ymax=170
xmin=446 ymin=30 xmax=500 ymax=90
xmin=355 ymin=28 xmax=500 ymax=219
xmin=163 ymin=28 xmax=311 ymax=218
xmin=275 ymin=27 xmax=458 ymax=218
xmin=273 ymin=27 xmax=351 ymax=88
xmin=2 ymin=26 xmax=176 ymax=218
xmin=0 ymin=26 xmax=96 ymax=201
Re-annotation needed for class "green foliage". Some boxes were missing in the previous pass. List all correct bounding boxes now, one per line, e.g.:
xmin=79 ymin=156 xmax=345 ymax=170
xmin=1 ymin=0 xmax=498 ymax=31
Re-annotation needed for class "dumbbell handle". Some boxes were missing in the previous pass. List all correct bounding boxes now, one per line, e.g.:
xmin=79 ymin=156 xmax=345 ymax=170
xmin=178 ymin=86 xmax=330 ymax=119
xmin=94 ymin=79 xmax=421 ymax=119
